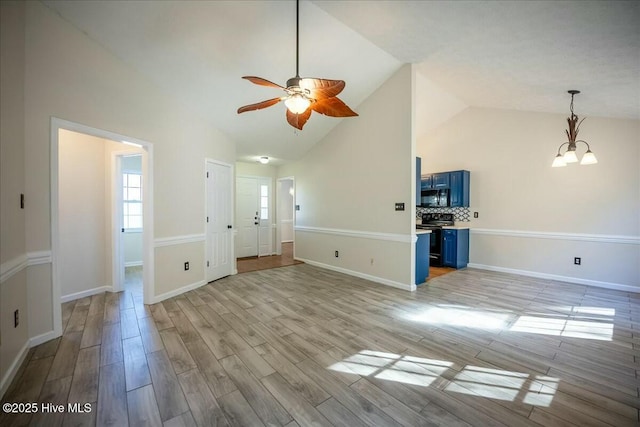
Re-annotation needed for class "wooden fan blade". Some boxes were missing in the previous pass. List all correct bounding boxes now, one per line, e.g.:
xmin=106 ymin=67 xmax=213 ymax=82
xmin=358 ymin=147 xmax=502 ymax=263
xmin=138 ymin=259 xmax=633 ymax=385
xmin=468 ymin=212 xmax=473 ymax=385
xmin=286 ymin=108 xmax=312 ymax=130
xmin=300 ymin=78 xmax=345 ymax=99
xmin=311 ymin=97 xmax=358 ymax=117
xmin=237 ymin=97 xmax=282 ymax=114
xmin=242 ymin=76 xmax=285 ymax=90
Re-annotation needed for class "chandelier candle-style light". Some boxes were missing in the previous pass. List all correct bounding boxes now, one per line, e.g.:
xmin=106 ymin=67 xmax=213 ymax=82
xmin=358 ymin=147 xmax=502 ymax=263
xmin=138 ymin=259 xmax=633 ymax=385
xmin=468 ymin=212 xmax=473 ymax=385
xmin=552 ymin=90 xmax=597 ymax=167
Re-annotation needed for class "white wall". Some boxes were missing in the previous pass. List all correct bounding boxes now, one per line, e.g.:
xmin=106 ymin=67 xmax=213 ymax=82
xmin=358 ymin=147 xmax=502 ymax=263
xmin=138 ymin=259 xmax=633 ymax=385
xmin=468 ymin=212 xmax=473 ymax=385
xmin=279 ymin=64 xmax=417 ymax=290
xmin=279 ymin=179 xmax=294 ymax=242
xmin=418 ymin=107 xmax=640 ymax=289
xmin=17 ymin=0 xmax=235 ymax=348
xmin=0 ymin=1 xmax=29 ymax=397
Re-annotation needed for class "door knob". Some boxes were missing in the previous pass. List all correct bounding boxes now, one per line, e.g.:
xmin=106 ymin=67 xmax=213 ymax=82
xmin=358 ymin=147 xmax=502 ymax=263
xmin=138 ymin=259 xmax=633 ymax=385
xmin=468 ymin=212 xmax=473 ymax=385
xmin=254 ymin=222 xmax=259 ymax=225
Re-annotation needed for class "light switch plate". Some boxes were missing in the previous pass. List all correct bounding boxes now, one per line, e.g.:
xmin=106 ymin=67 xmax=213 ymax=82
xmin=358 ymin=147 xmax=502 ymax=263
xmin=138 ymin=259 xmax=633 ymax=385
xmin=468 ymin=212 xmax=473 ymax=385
xmin=395 ymin=203 xmax=405 ymax=211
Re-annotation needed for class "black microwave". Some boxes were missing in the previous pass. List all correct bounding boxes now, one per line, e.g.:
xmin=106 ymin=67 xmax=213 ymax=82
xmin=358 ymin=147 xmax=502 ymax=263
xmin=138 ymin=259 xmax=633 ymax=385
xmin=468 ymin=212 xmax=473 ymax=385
xmin=421 ymin=189 xmax=449 ymax=207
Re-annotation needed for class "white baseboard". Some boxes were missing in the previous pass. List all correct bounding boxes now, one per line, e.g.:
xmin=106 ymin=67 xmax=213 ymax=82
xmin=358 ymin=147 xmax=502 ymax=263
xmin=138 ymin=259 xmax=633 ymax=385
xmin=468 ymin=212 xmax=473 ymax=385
xmin=0 ymin=340 xmax=29 ymax=399
xmin=468 ymin=263 xmax=639 ymax=293
xmin=125 ymin=261 xmax=143 ymax=267
xmin=30 ymin=329 xmax=60 ymax=347
xmin=61 ymin=285 xmax=112 ymax=303
xmin=150 ymin=280 xmax=206 ymax=304
xmin=296 ymin=257 xmax=415 ymax=292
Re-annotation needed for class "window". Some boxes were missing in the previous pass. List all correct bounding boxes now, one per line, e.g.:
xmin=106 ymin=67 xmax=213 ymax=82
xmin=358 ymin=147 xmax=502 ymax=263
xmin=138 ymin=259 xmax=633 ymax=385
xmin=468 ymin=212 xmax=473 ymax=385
xmin=260 ymin=184 xmax=268 ymax=220
xmin=123 ymin=173 xmax=142 ymax=230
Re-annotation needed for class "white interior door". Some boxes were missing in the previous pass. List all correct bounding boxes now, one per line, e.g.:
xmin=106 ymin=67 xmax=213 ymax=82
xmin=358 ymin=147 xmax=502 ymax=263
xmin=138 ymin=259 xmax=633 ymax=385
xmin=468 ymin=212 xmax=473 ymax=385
xmin=206 ymin=160 xmax=232 ymax=282
xmin=236 ymin=176 xmax=259 ymax=258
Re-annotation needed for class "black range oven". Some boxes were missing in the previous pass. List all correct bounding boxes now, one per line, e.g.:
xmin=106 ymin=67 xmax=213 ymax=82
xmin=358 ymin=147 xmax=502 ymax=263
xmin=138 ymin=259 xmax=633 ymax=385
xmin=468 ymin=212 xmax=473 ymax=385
xmin=416 ymin=213 xmax=454 ymax=267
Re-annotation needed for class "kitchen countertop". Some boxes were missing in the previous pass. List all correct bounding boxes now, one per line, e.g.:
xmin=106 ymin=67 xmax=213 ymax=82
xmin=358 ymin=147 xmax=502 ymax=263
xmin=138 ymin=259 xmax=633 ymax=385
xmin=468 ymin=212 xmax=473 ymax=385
xmin=415 ymin=229 xmax=432 ymax=235
xmin=415 ymin=221 xmax=470 ymax=230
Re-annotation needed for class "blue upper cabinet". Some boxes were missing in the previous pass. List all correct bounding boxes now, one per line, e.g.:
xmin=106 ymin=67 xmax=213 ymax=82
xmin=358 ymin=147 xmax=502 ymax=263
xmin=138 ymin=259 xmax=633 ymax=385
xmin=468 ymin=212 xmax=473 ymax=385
xmin=416 ymin=157 xmax=421 ymax=206
xmin=421 ymin=174 xmax=432 ymax=190
xmin=421 ymin=172 xmax=450 ymax=190
xmin=432 ymin=172 xmax=450 ymax=189
xmin=449 ymin=170 xmax=470 ymax=207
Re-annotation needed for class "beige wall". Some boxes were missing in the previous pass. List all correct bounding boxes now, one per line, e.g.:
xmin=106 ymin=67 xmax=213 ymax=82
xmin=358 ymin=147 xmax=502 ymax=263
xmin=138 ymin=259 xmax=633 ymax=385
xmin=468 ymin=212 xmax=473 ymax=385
xmin=236 ymin=161 xmax=278 ymax=179
xmin=58 ymin=130 xmax=141 ymax=298
xmin=59 ymin=130 xmax=109 ymax=297
xmin=0 ymin=1 xmax=28 ymax=397
xmin=279 ymin=64 xmax=416 ymax=289
xmin=418 ymin=107 xmax=640 ymax=288
xmin=0 ymin=0 xmax=238 ymax=388
xmin=23 ymin=1 xmax=235 ymax=295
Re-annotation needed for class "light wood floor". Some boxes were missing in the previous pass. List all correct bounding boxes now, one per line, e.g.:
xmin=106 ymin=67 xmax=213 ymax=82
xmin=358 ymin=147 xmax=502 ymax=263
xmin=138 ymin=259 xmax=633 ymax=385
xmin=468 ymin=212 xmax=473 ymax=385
xmin=237 ymin=242 xmax=303 ymax=274
xmin=2 ymin=265 xmax=638 ymax=426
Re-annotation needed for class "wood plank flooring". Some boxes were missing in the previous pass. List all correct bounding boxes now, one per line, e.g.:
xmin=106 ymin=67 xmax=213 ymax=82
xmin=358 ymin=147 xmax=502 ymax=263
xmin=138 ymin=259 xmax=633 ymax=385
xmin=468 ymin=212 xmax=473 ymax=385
xmin=237 ymin=242 xmax=303 ymax=274
xmin=2 ymin=265 xmax=639 ymax=426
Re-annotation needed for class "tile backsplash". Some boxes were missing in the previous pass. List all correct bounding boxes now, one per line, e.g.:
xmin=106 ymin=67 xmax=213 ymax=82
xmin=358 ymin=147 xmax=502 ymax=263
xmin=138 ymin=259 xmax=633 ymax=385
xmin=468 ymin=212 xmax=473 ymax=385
xmin=417 ymin=206 xmax=471 ymax=222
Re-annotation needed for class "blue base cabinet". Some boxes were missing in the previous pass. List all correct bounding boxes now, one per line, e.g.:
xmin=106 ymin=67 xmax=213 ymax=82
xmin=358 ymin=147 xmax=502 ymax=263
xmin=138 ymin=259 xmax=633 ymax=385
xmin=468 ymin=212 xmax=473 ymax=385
xmin=443 ymin=229 xmax=469 ymax=269
xmin=415 ymin=233 xmax=430 ymax=285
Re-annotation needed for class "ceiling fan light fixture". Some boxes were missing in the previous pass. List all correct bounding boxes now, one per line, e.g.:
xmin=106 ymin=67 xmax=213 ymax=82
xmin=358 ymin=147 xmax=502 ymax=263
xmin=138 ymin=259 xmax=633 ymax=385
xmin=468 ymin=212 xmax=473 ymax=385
xmin=236 ymin=0 xmax=357 ymax=130
xmin=284 ymin=94 xmax=311 ymax=114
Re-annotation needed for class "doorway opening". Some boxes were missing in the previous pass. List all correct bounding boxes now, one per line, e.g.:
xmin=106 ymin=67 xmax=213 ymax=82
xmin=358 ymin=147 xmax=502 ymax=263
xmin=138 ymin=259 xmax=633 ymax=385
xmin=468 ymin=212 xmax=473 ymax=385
xmin=235 ymin=175 xmax=300 ymax=274
xmin=236 ymin=175 xmax=273 ymax=258
xmin=51 ymin=118 xmax=154 ymax=337
xmin=119 ymin=154 xmax=144 ymax=298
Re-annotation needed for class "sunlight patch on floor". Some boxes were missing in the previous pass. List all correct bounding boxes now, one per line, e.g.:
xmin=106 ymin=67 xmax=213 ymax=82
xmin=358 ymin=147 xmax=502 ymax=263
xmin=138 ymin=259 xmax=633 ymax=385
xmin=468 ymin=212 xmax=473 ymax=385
xmin=327 ymin=351 xmax=560 ymax=407
xmin=444 ymin=365 xmax=528 ymax=401
xmin=514 ymin=306 xmax=616 ymax=339
xmin=403 ymin=303 xmax=615 ymax=341
xmin=405 ymin=306 xmax=510 ymax=330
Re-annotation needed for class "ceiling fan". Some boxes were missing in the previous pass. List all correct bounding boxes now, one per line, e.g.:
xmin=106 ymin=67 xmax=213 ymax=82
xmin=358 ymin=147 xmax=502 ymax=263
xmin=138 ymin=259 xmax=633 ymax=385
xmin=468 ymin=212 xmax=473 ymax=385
xmin=237 ymin=0 xmax=358 ymax=130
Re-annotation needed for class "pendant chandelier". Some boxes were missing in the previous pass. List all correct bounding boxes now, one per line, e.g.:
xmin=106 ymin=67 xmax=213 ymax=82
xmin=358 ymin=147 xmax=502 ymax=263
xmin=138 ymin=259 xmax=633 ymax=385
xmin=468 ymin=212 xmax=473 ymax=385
xmin=552 ymin=90 xmax=597 ymax=167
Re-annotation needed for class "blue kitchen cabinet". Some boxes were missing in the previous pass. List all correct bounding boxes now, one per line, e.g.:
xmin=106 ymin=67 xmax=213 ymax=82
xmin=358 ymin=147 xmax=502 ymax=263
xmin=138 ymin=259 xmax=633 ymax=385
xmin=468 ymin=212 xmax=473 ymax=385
xmin=421 ymin=174 xmax=432 ymax=190
xmin=421 ymin=172 xmax=450 ymax=190
xmin=443 ymin=229 xmax=469 ymax=269
xmin=416 ymin=157 xmax=422 ymax=206
xmin=432 ymin=172 xmax=450 ymax=189
xmin=415 ymin=233 xmax=430 ymax=284
xmin=449 ymin=170 xmax=470 ymax=207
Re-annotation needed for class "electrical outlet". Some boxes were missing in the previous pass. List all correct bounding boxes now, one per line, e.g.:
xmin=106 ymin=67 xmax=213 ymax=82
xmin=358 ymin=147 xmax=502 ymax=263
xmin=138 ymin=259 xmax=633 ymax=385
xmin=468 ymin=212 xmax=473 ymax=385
xmin=335 ymin=250 xmax=339 ymax=258
xmin=14 ymin=309 xmax=19 ymax=327
xmin=395 ymin=202 xmax=405 ymax=211
xmin=574 ymin=257 xmax=581 ymax=265
xmin=474 ymin=212 xmax=479 ymax=218
xmin=295 ymin=205 xmax=300 ymax=211
xmin=184 ymin=261 xmax=190 ymax=271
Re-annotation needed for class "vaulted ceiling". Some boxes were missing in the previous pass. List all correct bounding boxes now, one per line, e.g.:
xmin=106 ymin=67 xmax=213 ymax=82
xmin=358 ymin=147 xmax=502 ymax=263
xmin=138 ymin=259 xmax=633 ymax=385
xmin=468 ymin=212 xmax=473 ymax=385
xmin=43 ymin=0 xmax=639 ymax=165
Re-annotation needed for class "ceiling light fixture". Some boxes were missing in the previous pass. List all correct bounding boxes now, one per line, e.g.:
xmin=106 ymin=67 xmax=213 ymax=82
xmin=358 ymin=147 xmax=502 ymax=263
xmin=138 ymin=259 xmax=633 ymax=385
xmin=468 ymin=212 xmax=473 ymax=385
xmin=259 ymin=156 xmax=269 ymax=164
xmin=552 ymin=90 xmax=597 ymax=167
xmin=237 ymin=0 xmax=357 ymax=130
